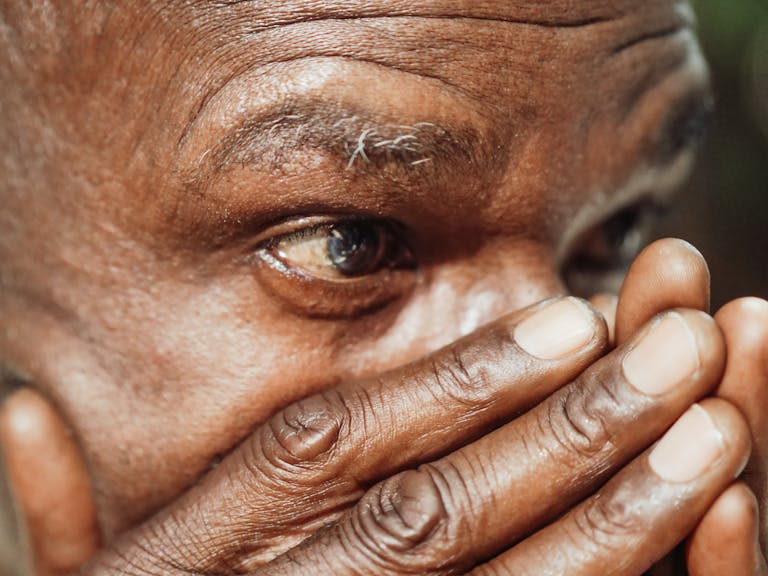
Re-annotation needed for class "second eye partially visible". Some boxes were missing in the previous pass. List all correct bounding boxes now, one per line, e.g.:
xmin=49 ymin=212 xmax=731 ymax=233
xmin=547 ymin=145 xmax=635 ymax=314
xmin=562 ymin=199 xmax=668 ymax=297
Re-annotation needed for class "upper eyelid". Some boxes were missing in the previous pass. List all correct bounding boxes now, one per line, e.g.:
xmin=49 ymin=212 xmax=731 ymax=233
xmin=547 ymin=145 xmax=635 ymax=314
xmin=252 ymin=215 xmax=365 ymax=246
xmin=256 ymin=215 xmax=413 ymax=246
xmin=268 ymin=223 xmax=330 ymax=247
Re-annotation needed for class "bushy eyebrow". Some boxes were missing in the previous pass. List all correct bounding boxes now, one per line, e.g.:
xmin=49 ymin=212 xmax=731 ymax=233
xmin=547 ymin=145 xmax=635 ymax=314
xmin=181 ymin=100 xmax=484 ymax=190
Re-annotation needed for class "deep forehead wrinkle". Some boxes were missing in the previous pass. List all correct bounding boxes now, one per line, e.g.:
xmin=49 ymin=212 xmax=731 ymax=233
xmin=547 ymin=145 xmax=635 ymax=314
xmin=183 ymin=100 xmax=483 ymax=189
xmin=199 ymin=0 xmax=657 ymax=30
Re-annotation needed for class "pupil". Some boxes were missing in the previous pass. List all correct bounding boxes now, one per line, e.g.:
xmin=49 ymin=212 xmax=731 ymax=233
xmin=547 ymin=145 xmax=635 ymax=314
xmin=327 ymin=223 xmax=383 ymax=276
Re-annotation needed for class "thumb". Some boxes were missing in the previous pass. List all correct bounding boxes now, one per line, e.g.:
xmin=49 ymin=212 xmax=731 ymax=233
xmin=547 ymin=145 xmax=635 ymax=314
xmin=0 ymin=388 xmax=100 ymax=576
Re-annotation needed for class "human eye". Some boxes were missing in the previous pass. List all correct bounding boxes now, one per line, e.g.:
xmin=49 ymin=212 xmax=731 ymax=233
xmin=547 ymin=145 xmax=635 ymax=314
xmin=268 ymin=220 xmax=409 ymax=280
xmin=561 ymin=199 xmax=667 ymax=297
xmin=254 ymin=217 xmax=417 ymax=318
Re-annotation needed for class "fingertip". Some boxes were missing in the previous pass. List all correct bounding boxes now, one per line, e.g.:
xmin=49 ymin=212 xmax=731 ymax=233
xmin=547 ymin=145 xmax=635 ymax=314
xmin=639 ymin=238 xmax=709 ymax=279
xmin=626 ymin=308 xmax=726 ymax=395
xmin=696 ymin=483 xmax=758 ymax=559
xmin=698 ymin=397 xmax=752 ymax=476
xmin=0 ymin=388 xmax=56 ymax=446
xmin=570 ymin=296 xmax=611 ymax=348
xmin=687 ymin=483 xmax=762 ymax=576
xmin=616 ymin=238 xmax=711 ymax=345
xmin=589 ymin=293 xmax=617 ymax=345
xmin=0 ymin=388 xmax=101 ymax=576
xmin=512 ymin=297 xmax=609 ymax=361
xmin=650 ymin=238 xmax=706 ymax=262
xmin=717 ymin=296 xmax=768 ymax=317
xmin=713 ymin=297 xmax=768 ymax=451
xmin=673 ymin=308 xmax=726 ymax=377
xmin=716 ymin=297 xmax=768 ymax=358
xmin=710 ymin=482 xmax=759 ymax=526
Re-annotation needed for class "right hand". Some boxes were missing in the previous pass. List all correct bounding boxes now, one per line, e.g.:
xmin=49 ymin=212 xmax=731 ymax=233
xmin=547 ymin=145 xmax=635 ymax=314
xmin=603 ymin=238 xmax=768 ymax=575
xmin=3 ymin=295 xmax=749 ymax=575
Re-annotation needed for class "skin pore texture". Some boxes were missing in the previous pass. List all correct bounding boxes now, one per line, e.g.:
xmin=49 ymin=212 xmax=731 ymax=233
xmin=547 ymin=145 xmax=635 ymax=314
xmin=1 ymin=1 xmax=767 ymax=575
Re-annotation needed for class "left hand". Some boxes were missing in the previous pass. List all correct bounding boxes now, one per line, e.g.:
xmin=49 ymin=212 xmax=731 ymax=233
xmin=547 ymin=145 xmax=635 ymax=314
xmin=595 ymin=238 xmax=768 ymax=575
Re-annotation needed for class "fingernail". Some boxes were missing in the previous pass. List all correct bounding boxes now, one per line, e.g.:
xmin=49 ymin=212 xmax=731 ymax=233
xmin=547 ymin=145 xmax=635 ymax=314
xmin=514 ymin=298 xmax=596 ymax=360
xmin=623 ymin=313 xmax=700 ymax=396
xmin=649 ymin=404 xmax=725 ymax=483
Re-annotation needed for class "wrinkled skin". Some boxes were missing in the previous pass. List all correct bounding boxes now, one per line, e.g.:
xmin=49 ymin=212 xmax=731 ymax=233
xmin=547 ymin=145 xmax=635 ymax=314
xmin=0 ymin=1 xmax=767 ymax=575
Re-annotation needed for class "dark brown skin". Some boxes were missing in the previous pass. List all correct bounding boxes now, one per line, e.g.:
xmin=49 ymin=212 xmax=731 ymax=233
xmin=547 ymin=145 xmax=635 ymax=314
xmin=616 ymin=241 xmax=768 ymax=575
xmin=0 ymin=1 xmax=766 ymax=574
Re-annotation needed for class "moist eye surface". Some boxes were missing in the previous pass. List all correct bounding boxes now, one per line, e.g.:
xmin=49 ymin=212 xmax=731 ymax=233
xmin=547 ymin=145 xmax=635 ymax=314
xmin=267 ymin=218 xmax=413 ymax=282
xmin=327 ymin=222 xmax=388 ymax=277
xmin=254 ymin=218 xmax=418 ymax=318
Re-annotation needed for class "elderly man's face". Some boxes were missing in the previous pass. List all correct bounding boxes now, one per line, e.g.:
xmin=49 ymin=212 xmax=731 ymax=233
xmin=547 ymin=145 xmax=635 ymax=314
xmin=0 ymin=0 xmax=710 ymax=536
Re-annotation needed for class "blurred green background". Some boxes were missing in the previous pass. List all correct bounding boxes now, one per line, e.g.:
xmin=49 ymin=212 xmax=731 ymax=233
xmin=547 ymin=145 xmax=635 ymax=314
xmin=662 ymin=0 xmax=768 ymax=306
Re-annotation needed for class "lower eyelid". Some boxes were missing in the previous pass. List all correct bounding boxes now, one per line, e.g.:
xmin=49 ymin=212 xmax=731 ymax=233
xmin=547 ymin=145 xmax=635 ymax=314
xmin=254 ymin=249 xmax=417 ymax=319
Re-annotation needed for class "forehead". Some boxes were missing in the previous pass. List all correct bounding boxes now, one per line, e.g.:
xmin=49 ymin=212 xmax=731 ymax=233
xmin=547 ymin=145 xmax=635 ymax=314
xmin=3 ymin=0 xmax=708 ymax=247
xmin=8 ymin=0 xmax=697 ymax=100
xmin=113 ymin=0 xmax=696 ymax=100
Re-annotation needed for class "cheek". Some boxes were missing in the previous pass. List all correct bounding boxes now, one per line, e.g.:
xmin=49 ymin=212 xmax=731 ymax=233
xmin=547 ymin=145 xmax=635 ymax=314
xmin=334 ymin=242 xmax=565 ymax=376
xmin=48 ymin=243 xmax=564 ymax=536
xmin=65 ymin=293 xmax=350 ymax=536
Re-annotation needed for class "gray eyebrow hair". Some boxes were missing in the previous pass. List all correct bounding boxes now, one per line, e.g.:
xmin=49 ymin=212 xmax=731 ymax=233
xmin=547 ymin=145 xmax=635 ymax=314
xmin=181 ymin=102 xmax=482 ymax=189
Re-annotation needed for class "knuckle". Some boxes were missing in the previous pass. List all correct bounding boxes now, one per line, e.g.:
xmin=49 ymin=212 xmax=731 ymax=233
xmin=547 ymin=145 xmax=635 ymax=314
xmin=425 ymin=336 xmax=505 ymax=409
xmin=574 ymin=488 xmax=644 ymax=550
xmin=345 ymin=468 xmax=463 ymax=573
xmin=258 ymin=392 xmax=346 ymax=478
xmin=546 ymin=373 xmax=625 ymax=462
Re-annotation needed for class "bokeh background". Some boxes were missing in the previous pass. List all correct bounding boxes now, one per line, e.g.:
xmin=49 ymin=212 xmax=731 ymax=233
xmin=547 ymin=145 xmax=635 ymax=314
xmin=661 ymin=0 xmax=768 ymax=306
xmin=0 ymin=2 xmax=765 ymax=574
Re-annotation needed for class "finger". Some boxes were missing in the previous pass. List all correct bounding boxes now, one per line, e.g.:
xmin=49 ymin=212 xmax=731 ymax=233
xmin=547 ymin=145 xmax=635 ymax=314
xmin=477 ymin=399 xmax=750 ymax=576
xmin=0 ymin=389 xmax=100 ymax=576
xmin=687 ymin=482 xmax=768 ymax=576
xmin=615 ymin=238 xmax=710 ymax=345
xmin=714 ymin=297 xmax=768 ymax=548
xmin=260 ymin=309 xmax=725 ymax=575
xmin=88 ymin=297 xmax=608 ymax=573
xmin=589 ymin=293 xmax=618 ymax=346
